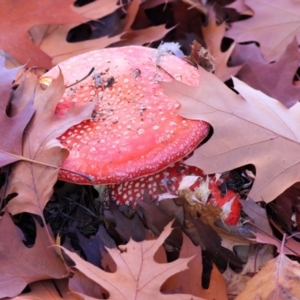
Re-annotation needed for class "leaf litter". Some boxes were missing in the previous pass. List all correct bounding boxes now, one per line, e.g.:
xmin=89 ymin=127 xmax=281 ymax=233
xmin=62 ymin=222 xmax=206 ymax=300
xmin=4 ymin=70 xmax=95 ymax=217
xmin=2 ymin=0 xmax=300 ymax=299
xmin=161 ymin=68 xmax=300 ymax=204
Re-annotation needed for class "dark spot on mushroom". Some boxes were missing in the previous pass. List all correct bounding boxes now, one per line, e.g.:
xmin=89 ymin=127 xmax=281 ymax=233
xmin=91 ymin=109 xmax=98 ymax=119
xmin=105 ymin=76 xmax=115 ymax=88
xmin=139 ymin=104 xmax=147 ymax=111
xmin=132 ymin=68 xmax=141 ymax=79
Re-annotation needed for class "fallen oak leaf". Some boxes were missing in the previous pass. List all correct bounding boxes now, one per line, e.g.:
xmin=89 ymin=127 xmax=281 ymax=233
xmin=38 ymin=0 xmax=170 ymax=65
xmin=68 ymin=271 xmax=110 ymax=299
xmin=108 ymin=0 xmax=173 ymax=50
xmin=225 ymin=0 xmax=253 ymax=15
xmin=233 ymin=38 xmax=300 ymax=108
xmin=62 ymin=222 xmax=205 ymax=300
xmin=5 ymin=71 xmax=95 ymax=216
xmin=29 ymin=1 xmax=121 ymax=65
xmin=0 ymin=212 xmax=67 ymax=299
xmin=39 ymin=26 xmax=121 ymax=66
xmin=235 ymin=250 xmax=300 ymax=299
xmin=225 ymin=0 xmax=300 ymax=62
xmin=0 ymin=56 xmax=35 ymax=167
xmin=8 ymin=280 xmax=80 ymax=300
xmin=249 ymin=231 xmax=300 ymax=256
xmin=202 ymin=8 xmax=242 ymax=81
xmin=239 ymin=198 xmax=273 ymax=235
xmin=0 ymin=0 xmax=88 ymax=68
xmin=162 ymin=232 xmax=228 ymax=299
xmin=160 ymin=67 xmax=300 ymax=203
xmin=6 ymin=141 xmax=68 ymax=217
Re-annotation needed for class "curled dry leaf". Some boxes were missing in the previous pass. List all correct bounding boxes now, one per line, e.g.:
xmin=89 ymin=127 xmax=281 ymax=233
xmin=235 ymin=252 xmax=300 ymax=300
xmin=62 ymin=222 xmax=205 ymax=300
xmin=161 ymin=67 xmax=300 ymax=203
xmin=5 ymin=71 xmax=95 ymax=216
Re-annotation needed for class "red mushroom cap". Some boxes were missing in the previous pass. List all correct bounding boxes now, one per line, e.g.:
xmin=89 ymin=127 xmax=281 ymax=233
xmin=43 ymin=46 xmax=209 ymax=184
xmin=109 ymin=162 xmax=241 ymax=225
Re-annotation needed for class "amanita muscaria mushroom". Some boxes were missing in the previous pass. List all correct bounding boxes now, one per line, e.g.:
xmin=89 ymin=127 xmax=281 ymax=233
xmin=41 ymin=46 xmax=243 ymax=224
xmin=109 ymin=161 xmax=241 ymax=225
xmin=43 ymin=46 xmax=210 ymax=184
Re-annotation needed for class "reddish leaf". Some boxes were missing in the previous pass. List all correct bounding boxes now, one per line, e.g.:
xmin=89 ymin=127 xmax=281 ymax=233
xmin=233 ymin=38 xmax=300 ymax=108
xmin=0 ymin=58 xmax=35 ymax=167
xmin=162 ymin=233 xmax=228 ymax=299
xmin=226 ymin=0 xmax=300 ymax=62
xmin=239 ymin=199 xmax=272 ymax=235
xmin=0 ymin=0 xmax=87 ymax=68
xmin=202 ymin=8 xmax=241 ymax=81
xmin=0 ymin=213 xmax=66 ymax=298
xmin=10 ymin=280 xmax=82 ymax=300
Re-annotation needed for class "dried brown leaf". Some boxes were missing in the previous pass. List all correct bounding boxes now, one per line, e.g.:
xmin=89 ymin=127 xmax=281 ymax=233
xmin=239 ymin=199 xmax=272 ymax=234
xmin=223 ymin=267 xmax=251 ymax=299
xmin=161 ymin=68 xmax=300 ymax=203
xmin=11 ymin=280 xmax=84 ymax=300
xmin=5 ymin=71 xmax=95 ymax=216
xmin=225 ymin=0 xmax=253 ymax=15
xmin=241 ymin=244 xmax=274 ymax=275
xmin=250 ymin=232 xmax=300 ymax=256
xmin=181 ymin=0 xmax=208 ymax=15
xmin=236 ymin=252 xmax=300 ymax=299
xmin=233 ymin=38 xmax=300 ymax=108
xmin=39 ymin=25 xmax=121 ymax=66
xmin=63 ymin=222 xmax=205 ymax=299
xmin=202 ymin=8 xmax=241 ymax=81
xmin=226 ymin=0 xmax=300 ymax=62
xmin=161 ymin=233 xmax=204 ymax=297
xmin=0 ymin=0 xmax=87 ymax=68
xmin=38 ymin=0 xmax=170 ymax=65
xmin=162 ymin=233 xmax=228 ymax=299
xmin=0 ymin=213 xmax=66 ymax=298
xmin=116 ymin=25 xmax=173 ymax=48
xmin=0 ymin=58 xmax=35 ymax=167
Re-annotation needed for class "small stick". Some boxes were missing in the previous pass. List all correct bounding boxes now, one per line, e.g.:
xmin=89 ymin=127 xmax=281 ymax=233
xmin=66 ymin=67 xmax=95 ymax=88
